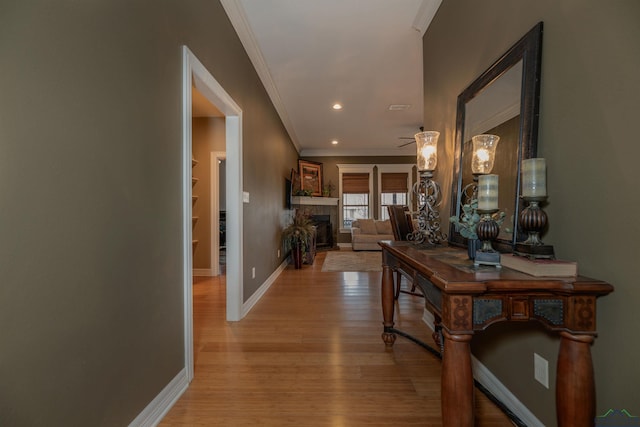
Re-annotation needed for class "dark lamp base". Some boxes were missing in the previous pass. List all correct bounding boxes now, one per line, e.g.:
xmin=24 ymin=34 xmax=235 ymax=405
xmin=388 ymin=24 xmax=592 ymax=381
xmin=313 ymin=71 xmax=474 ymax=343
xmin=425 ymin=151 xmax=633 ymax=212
xmin=474 ymin=251 xmax=501 ymax=268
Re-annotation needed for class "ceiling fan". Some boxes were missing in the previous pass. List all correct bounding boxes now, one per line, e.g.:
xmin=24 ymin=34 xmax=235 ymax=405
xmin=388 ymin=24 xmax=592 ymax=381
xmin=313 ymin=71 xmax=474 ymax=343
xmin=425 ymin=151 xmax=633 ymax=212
xmin=397 ymin=127 xmax=424 ymax=147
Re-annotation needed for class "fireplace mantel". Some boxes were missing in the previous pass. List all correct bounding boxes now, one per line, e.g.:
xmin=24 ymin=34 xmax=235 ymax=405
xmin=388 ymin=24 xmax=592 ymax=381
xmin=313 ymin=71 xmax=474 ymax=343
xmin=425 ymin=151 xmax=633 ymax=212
xmin=291 ymin=196 xmax=339 ymax=206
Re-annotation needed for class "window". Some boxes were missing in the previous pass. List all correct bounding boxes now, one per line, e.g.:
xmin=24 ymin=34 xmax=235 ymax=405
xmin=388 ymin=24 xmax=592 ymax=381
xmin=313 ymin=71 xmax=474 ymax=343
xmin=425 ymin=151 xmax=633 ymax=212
xmin=337 ymin=165 xmax=374 ymax=231
xmin=377 ymin=165 xmax=414 ymax=220
xmin=379 ymin=172 xmax=408 ymax=220
xmin=337 ymin=164 xmax=414 ymax=233
xmin=342 ymin=172 xmax=370 ymax=228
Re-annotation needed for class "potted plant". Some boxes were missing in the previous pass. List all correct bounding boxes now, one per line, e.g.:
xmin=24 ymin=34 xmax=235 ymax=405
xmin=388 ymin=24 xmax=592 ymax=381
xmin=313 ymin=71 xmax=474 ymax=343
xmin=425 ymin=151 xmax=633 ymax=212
xmin=322 ymin=181 xmax=335 ymax=197
xmin=294 ymin=189 xmax=313 ymax=197
xmin=450 ymin=199 xmax=505 ymax=259
xmin=282 ymin=209 xmax=315 ymax=268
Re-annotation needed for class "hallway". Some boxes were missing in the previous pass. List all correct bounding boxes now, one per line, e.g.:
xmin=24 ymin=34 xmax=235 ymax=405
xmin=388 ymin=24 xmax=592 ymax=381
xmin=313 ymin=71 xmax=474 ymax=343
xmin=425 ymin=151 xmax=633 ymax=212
xmin=160 ymin=252 xmax=513 ymax=426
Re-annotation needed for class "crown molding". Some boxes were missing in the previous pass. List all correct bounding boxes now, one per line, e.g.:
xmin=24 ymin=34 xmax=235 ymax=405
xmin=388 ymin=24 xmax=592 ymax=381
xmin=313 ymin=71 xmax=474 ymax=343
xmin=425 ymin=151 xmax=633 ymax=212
xmin=220 ymin=0 xmax=301 ymax=153
xmin=301 ymin=147 xmax=417 ymax=157
xmin=412 ymin=0 xmax=442 ymax=35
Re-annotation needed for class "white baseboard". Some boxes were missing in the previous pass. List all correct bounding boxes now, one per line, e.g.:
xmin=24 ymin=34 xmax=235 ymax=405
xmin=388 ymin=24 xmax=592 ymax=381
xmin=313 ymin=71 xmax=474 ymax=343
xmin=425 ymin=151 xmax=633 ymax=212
xmin=128 ymin=367 xmax=189 ymax=427
xmin=421 ymin=308 xmax=544 ymax=427
xmin=471 ymin=357 xmax=544 ymax=426
xmin=133 ymin=260 xmax=289 ymax=426
xmin=131 ymin=272 xmax=542 ymax=427
xmin=193 ymin=268 xmax=213 ymax=276
xmin=422 ymin=307 xmax=436 ymax=328
xmin=241 ymin=258 xmax=289 ymax=317
xmin=337 ymin=243 xmax=352 ymax=250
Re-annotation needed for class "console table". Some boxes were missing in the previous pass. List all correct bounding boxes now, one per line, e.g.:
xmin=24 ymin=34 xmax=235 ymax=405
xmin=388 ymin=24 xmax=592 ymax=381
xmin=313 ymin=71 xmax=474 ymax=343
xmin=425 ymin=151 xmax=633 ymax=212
xmin=379 ymin=241 xmax=613 ymax=427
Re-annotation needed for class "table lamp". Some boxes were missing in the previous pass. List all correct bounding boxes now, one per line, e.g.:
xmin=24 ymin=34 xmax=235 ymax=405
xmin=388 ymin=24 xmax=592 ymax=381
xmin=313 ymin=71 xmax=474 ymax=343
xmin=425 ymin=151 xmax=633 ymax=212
xmin=515 ymin=158 xmax=555 ymax=259
xmin=408 ymin=131 xmax=446 ymax=245
xmin=474 ymin=174 xmax=502 ymax=268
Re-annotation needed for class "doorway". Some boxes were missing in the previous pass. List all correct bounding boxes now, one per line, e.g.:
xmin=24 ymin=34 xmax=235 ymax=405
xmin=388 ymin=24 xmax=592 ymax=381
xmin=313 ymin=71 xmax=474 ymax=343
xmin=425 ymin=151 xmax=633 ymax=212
xmin=183 ymin=46 xmax=243 ymax=382
xmin=210 ymin=152 xmax=226 ymax=276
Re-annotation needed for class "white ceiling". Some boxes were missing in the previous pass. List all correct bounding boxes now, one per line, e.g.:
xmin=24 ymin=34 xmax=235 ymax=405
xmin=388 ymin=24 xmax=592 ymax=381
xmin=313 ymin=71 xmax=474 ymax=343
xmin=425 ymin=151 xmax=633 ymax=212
xmin=221 ymin=0 xmax=442 ymax=156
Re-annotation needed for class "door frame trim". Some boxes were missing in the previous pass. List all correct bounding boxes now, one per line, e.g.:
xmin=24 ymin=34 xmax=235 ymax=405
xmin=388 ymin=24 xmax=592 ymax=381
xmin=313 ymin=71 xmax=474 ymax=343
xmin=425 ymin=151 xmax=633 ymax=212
xmin=182 ymin=46 xmax=244 ymax=381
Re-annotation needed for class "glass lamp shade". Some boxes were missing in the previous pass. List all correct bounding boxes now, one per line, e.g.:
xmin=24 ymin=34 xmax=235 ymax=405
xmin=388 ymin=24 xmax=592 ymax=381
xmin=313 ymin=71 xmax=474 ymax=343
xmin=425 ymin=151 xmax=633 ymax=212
xmin=415 ymin=131 xmax=440 ymax=172
xmin=471 ymin=134 xmax=500 ymax=174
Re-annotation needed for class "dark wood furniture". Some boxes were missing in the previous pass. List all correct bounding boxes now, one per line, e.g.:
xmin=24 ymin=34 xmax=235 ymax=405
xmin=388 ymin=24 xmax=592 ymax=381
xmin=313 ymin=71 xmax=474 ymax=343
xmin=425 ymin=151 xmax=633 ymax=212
xmin=387 ymin=204 xmax=414 ymax=241
xmin=386 ymin=205 xmax=422 ymax=299
xmin=379 ymin=241 xmax=613 ymax=427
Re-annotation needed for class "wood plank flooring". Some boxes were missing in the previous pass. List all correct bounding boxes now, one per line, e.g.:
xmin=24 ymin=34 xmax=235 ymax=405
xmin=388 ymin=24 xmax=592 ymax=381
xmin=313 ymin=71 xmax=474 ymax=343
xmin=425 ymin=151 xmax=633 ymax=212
xmin=160 ymin=251 xmax=514 ymax=426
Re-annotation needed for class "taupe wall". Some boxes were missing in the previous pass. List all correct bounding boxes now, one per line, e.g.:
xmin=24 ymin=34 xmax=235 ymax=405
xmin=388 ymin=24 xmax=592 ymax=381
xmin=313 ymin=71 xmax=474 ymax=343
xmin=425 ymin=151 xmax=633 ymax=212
xmin=0 ymin=1 xmax=297 ymax=425
xmin=425 ymin=1 xmax=640 ymax=424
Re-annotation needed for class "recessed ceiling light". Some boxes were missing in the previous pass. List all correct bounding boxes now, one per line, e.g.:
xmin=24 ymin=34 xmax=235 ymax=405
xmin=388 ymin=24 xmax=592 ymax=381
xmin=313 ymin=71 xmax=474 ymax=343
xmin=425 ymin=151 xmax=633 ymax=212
xmin=388 ymin=104 xmax=411 ymax=111
xmin=331 ymin=140 xmax=339 ymax=145
xmin=332 ymin=103 xmax=343 ymax=110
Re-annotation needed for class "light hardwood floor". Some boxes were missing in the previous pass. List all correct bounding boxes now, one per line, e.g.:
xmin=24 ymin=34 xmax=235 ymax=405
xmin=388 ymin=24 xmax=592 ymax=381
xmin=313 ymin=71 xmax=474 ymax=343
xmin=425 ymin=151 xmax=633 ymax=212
xmin=160 ymin=251 xmax=514 ymax=426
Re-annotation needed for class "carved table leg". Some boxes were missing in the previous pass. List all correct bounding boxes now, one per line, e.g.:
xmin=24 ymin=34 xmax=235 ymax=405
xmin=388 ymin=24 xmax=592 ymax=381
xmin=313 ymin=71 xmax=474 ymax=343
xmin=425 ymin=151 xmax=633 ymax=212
xmin=381 ymin=264 xmax=396 ymax=347
xmin=441 ymin=330 xmax=474 ymax=427
xmin=556 ymin=332 xmax=595 ymax=427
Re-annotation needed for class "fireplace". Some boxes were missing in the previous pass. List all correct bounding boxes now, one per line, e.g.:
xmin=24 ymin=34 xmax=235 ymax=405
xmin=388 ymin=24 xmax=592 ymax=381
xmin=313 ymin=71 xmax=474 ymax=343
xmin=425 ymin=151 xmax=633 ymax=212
xmin=310 ymin=215 xmax=333 ymax=249
xmin=290 ymin=197 xmax=339 ymax=249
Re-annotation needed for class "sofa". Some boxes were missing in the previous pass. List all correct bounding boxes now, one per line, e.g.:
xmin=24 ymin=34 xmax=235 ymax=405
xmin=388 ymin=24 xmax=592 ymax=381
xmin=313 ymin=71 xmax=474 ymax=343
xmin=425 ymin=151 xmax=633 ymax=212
xmin=350 ymin=219 xmax=394 ymax=251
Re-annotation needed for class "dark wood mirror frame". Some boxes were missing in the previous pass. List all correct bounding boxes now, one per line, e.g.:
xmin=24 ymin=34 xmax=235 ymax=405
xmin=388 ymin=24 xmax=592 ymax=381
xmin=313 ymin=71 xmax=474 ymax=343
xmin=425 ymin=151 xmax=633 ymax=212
xmin=449 ymin=22 xmax=543 ymax=252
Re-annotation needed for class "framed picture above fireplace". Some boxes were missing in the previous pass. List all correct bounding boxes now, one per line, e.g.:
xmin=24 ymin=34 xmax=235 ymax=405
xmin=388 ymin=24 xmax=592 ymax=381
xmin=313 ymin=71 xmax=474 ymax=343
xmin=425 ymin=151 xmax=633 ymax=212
xmin=298 ymin=160 xmax=323 ymax=196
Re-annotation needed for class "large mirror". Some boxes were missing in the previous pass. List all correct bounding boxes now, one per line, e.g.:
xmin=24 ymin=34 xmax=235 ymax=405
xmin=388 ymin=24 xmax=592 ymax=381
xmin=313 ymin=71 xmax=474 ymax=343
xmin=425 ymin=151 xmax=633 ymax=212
xmin=449 ymin=22 xmax=543 ymax=252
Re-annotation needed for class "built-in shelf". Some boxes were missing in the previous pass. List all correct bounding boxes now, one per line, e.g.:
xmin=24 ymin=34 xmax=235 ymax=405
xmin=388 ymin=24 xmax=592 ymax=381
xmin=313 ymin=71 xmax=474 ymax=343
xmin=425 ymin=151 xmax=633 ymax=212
xmin=192 ymin=177 xmax=198 ymax=186
xmin=192 ymin=158 xmax=198 ymax=167
xmin=291 ymin=196 xmax=339 ymax=206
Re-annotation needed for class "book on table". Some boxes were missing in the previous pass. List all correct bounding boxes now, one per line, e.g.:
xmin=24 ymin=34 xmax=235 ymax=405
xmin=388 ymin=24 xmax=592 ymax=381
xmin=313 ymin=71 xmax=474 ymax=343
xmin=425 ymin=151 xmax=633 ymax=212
xmin=501 ymin=254 xmax=577 ymax=277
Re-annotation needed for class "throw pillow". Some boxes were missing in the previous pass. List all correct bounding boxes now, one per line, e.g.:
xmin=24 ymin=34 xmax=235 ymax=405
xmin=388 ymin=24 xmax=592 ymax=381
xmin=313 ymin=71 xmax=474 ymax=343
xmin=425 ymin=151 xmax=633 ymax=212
xmin=357 ymin=219 xmax=378 ymax=234
xmin=376 ymin=220 xmax=392 ymax=235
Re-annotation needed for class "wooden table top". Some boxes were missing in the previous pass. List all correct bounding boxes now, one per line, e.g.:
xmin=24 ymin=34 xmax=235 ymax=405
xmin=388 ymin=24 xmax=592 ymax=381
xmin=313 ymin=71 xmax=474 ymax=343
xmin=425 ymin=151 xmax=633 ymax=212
xmin=379 ymin=240 xmax=613 ymax=296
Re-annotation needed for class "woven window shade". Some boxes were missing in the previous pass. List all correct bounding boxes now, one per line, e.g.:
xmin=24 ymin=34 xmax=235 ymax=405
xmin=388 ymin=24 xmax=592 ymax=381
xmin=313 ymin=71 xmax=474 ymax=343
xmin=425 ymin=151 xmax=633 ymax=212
xmin=342 ymin=173 xmax=369 ymax=193
xmin=381 ymin=173 xmax=408 ymax=193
